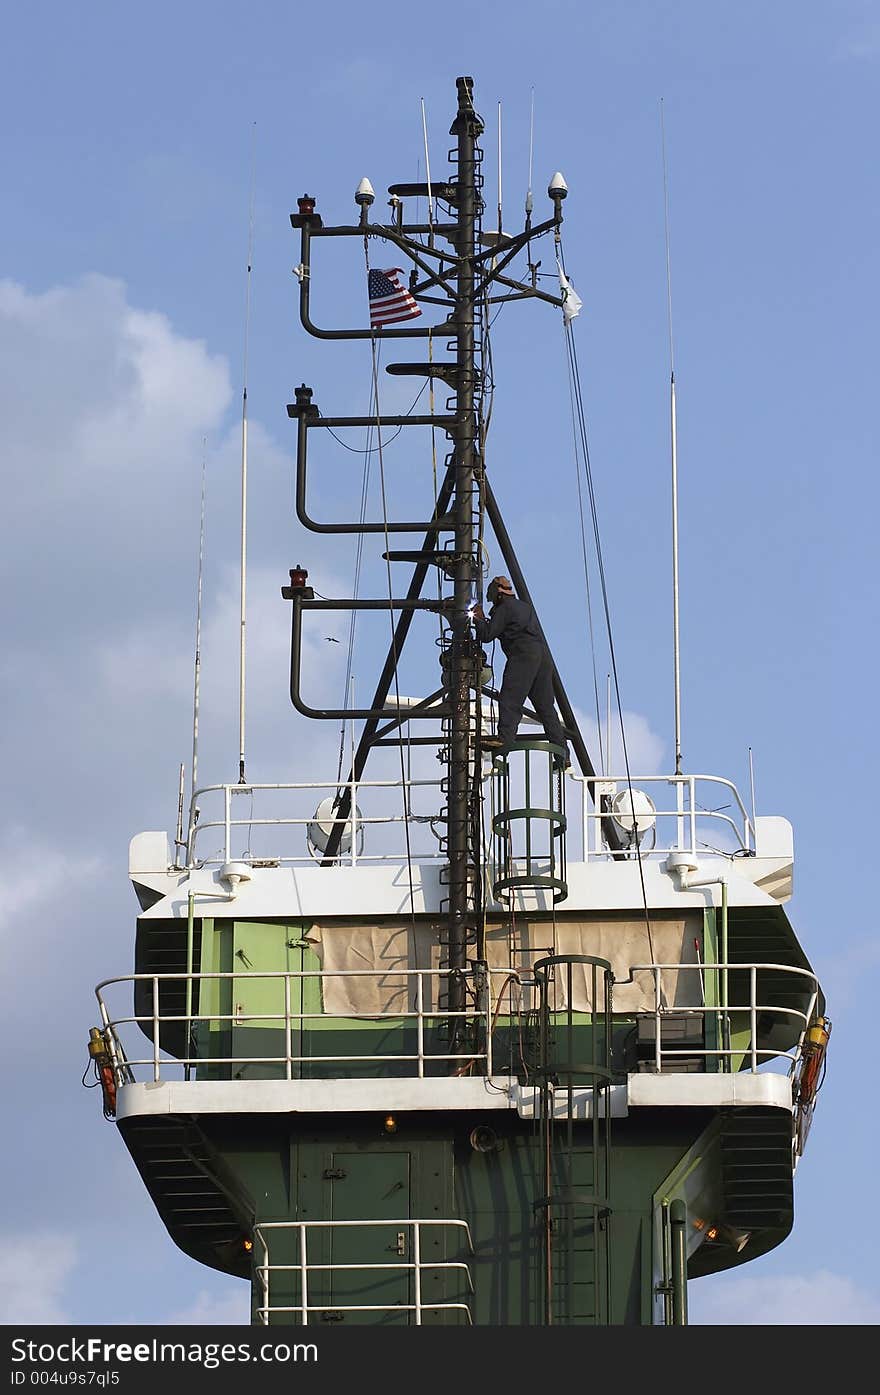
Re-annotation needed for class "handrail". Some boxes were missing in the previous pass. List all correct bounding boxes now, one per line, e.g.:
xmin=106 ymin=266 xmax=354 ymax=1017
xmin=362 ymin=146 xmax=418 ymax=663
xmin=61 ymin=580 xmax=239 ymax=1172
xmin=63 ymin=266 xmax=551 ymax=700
xmin=623 ymin=961 xmax=819 ymax=1076
xmin=95 ymin=960 xmax=819 ymax=1087
xmin=572 ymin=773 xmax=756 ymax=860
xmin=253 ymin=1218 xmax=475 ymax=1326
xmin=95 ymin=966 xmax=497 ymax=1082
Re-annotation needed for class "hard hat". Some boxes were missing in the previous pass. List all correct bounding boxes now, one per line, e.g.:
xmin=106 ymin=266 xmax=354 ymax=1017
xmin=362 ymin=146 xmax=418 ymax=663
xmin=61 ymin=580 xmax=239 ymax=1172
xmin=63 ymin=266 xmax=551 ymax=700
xmin=487 ymin=576 xmax=514 ymax=604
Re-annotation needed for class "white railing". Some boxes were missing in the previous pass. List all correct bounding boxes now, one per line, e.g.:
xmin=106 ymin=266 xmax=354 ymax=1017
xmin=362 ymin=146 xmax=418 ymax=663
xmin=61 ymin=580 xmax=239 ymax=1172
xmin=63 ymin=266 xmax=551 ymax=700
xmin=95 ymin=967 xmax=495 ymax=1082
xmin=253 ymin=1219 xmax=475 ymax=1326
xmin=95 ymin=961 xmax=818 ymax=1087
xmin=617 ymin=961 xmax=819 ymax=1076
xmin=574 ymin=773 xmax=755 ymax=861
xmin=185 ymin=779 xmax=449 ymax=869
xmin=179 ymin=772 xmax=754 ymax=873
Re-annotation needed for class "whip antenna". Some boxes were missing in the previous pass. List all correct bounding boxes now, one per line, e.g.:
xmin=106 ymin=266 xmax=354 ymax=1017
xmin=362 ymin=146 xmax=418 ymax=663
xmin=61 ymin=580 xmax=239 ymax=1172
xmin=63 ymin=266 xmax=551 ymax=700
xmin=238 ymin=123 xmax=256 ymax=784
xmin=526 ymin=86 xmax=534 ymax=214
xmin=420 ymin=99 xmax=434 ymax=235
xmin=497 ymin=100 xmax=503 ymax=235
xmin=191 ymin=441 xmax=207 ymax=813
xmin=661 ymin=99 xmax=683 ymax=776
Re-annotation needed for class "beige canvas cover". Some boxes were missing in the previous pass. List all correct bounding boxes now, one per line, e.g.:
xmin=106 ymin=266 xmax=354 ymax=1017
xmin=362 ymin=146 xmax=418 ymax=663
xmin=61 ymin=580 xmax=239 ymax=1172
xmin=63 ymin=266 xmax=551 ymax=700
xmin=309 ymin=914 xmax=702 ymax=1016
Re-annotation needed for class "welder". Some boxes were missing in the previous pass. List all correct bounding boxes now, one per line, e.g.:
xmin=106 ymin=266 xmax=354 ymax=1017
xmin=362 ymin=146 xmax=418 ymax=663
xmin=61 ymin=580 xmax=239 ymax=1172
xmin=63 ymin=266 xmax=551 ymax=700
xmin=471 ymin=576 xmax=570 ymax=765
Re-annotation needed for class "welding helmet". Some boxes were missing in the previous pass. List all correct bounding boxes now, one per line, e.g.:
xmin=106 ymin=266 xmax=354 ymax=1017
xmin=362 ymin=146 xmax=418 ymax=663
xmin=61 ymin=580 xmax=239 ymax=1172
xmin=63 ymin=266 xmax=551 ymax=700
xmin=487 ymin=576 xmax=513 ymax=606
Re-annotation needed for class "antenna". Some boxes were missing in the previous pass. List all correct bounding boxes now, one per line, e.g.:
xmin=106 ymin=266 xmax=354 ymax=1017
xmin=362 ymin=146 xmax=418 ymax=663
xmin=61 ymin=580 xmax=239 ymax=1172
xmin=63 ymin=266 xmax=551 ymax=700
xmin=661 ymin=99 xmax=683 ymax=776
xmin=526 ymin=86 xmax=534 ymax=215
xmin=192 ymin=442 xmax=207 ymax=814
xmin=606 ymin=672 xmax=612 ymax=776
xmin=238 ymin=124 xmax=256 ymax=785
xmin=420 ymin=99 xmax=434 ymax=234
xmin=497 ymin=100 xmax=503 ymax=235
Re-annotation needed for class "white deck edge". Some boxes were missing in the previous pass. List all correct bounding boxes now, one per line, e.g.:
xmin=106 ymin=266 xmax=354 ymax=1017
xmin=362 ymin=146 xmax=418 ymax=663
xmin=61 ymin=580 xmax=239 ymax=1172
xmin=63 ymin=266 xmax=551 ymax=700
xmin=115 ymin=1076 xmax=520 ymax=1118
xmin=627 ymin=1071 xmax=793 ymax=1110
xmin=115 ymin=1070 xmax=794 ymax=1120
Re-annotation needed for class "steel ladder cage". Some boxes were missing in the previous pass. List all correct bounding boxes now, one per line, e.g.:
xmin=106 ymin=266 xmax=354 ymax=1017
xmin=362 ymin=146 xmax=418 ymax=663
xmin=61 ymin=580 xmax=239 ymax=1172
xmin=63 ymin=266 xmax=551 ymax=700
xmin=491 ymin=739 xmax=568 ymax=903
xmin=532 ymin=953 xmax=615 ymax=1324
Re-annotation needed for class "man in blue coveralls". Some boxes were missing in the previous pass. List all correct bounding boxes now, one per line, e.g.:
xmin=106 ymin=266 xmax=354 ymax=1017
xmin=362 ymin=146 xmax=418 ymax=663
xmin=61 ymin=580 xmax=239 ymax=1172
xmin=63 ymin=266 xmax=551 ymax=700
xmin=471 ymin=576 xmax=570 ymax=766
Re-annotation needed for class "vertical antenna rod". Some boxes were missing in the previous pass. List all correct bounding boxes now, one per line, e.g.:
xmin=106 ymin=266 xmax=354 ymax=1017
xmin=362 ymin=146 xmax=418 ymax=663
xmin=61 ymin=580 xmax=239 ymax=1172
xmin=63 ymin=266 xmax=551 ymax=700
xmin=526 ymin=86 xmax=535 ymax=215
xmin=420 ymin=99 xmax=434 ymax=232
xmin=192 ymin=444 xmax=207 ymax=808
xmin=497 ymin=100 xmax=503 ymax=235
xmin=238 ymin=125 xmax=256 ymax=784
xmin=661 ymin=100 xmax=683 ymax=776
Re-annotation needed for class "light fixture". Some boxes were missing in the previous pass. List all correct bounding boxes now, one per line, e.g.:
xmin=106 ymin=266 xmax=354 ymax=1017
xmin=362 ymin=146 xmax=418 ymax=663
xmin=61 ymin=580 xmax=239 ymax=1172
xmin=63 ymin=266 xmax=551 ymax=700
xmin=383 ymin=1114 xmax=398 ymax=1134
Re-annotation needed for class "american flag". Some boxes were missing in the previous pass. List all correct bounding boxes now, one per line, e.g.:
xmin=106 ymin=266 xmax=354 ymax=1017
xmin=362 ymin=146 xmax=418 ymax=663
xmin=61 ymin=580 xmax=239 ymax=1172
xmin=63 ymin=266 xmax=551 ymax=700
xmin=368 ymin=267 xmax=421 ymax=327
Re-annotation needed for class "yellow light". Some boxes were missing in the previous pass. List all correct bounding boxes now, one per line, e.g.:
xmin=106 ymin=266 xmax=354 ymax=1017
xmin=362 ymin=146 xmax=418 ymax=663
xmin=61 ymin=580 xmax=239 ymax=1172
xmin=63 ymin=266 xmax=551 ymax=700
xmin=384 ymin=1114 xmax=398 ymax=1133
xmin=242 ymin=1238 xmax=253 ymax=1252
xmin=706 ymin=1226 xmax=719 ymax=1241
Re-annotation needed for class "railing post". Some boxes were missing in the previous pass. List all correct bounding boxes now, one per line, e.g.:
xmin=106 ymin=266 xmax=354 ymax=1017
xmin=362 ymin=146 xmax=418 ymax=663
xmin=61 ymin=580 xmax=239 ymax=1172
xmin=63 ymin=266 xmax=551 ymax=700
xmin=416 ymin=973 xmax=425 ymax=1078
xmin=152 ymin=976 xmax=161 ymax=1083
xmin=285 ymin=974 xmax=292 ymax=1081
xmin=300 ymin=1223 xmax=309 ymax=1326
xmin=749 ymin=966 xmax=758 ymax=1072
xmin=654 ymin=967 xmax=662 ymax=1073
xmin=224 ymin=786 xmax=232 ymax=862
xmin=413 ymin=1222 xmax=422 ymax=1326
xmin=670 ymin=1198 xmax=688 ymax=1325
xmin=185 ymin=890 xmax=195 ymax=1081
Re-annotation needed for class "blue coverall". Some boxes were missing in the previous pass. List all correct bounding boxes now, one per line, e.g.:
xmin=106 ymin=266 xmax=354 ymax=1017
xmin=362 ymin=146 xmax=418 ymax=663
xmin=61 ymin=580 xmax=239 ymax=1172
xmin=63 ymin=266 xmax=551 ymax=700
xmin=473 ymin=596 xmax=567 ymax=750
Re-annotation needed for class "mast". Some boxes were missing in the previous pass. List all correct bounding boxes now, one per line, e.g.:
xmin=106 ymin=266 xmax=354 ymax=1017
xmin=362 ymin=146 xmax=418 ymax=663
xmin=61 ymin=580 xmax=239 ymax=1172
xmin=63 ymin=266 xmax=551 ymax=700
xmin=447 ymin=75 xmax=484 ymax=992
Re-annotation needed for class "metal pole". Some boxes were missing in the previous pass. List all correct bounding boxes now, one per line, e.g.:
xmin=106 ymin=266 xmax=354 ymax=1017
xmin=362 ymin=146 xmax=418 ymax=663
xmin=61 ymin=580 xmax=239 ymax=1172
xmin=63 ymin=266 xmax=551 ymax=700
xmin=447 ymin=76 xmax=483 ymax=1005
xmin=670 ymin=1198 xmax=688 ymax=1324
xmin=185 ymin=889 xmax=195 ymax=1080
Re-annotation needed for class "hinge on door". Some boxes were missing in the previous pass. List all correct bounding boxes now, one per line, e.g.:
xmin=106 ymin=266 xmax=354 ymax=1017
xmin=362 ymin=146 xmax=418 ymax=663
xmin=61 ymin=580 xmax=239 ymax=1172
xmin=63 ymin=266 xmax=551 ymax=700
xmin=322 ymin=1167 xmax=347 ymax=1180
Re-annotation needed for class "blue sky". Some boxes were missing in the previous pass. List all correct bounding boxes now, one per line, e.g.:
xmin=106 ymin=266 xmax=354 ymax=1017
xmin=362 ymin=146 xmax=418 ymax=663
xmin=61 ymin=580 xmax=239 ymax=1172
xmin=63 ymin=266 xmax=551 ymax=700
xmin=1 ymin=1 xmax=877 ymax=1327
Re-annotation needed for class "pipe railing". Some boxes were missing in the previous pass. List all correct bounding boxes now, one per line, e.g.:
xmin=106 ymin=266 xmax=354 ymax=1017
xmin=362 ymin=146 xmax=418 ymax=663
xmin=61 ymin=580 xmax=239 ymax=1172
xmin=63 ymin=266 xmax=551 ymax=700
xmin=625 ymin=961 xmax=819 ymax=1075
xmin=95 ymin=966 xmax=496 ymax=1082
xmin=253 ymin=1219 xmax=475 ymax=1326
xmin=95 ymin=960 xmax=818 ymax=1087
xmin=573 ymin=774 xmax=755 ymax=860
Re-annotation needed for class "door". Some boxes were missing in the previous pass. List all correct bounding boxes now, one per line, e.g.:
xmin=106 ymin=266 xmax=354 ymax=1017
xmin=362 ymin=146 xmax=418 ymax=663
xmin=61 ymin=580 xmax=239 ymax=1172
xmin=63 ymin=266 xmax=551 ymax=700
xmin=324 ymin=1152 xmax=412 ymax=1325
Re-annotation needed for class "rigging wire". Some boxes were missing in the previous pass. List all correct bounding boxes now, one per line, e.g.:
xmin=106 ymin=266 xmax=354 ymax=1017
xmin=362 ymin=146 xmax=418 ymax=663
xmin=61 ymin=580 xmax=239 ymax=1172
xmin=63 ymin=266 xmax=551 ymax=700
xmin=363 ymin=238 xmax=418 ymax=926
xmin=563 ymin=343 xmax=605 ymax=774
xmin=321 ymin=379 xmax=428 ymax=452
xmin=558 ymin=235 xmax=660 ymax=981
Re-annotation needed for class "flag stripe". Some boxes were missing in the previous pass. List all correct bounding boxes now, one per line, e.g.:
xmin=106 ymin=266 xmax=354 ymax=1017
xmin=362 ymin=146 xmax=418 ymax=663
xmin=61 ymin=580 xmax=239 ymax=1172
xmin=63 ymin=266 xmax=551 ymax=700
xmin=368 ymin=267 xmax=422 ymax=328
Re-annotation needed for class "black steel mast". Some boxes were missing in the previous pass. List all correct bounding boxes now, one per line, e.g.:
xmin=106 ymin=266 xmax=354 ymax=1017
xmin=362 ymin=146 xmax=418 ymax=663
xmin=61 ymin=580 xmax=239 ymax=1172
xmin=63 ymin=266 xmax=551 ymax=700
xmin=446 ymin=76 xmax=483 ymax=997
xmin=284 ymin=76 xmax=620 ymax=983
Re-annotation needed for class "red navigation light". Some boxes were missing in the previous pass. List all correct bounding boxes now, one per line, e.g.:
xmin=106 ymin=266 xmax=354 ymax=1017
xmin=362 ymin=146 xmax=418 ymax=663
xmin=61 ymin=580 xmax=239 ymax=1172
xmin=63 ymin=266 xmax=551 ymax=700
xmin=290 ymin=565 xmax=309 ymax=590
xmin=297 ymin=195 xmax=315 ymax=216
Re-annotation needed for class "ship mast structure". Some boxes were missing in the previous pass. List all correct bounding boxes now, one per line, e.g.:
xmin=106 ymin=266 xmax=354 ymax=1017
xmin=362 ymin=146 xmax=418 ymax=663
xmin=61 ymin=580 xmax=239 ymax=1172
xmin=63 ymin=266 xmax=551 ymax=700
xmin=89 ymin=77 xmax=829 ymax=1328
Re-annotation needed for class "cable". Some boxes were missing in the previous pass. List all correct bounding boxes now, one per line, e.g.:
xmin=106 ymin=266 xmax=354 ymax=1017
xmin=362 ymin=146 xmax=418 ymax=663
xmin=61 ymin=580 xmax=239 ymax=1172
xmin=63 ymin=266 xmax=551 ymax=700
xmin=320 ymin=379 xmax=428 ymax=452
xmin=364 ymin=238 xmax=418 ymax=927
xmin=558 ymin=234 xmax=660 ymax=983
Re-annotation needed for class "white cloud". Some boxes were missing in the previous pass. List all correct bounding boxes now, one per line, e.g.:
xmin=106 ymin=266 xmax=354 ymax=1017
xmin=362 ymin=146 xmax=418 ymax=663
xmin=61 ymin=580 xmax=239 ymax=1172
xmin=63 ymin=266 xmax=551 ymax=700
xmin=0 ymin=828 xmax=104 ymax=938
xmin=0 ymin=1231 xmax=77 ymax=1323
xmin=170 ymin=1286 xmax=251 ymax=1325
xmin=577 ymin=705 xmax=666 ymax=777
xmin=690 ymin=1269 xmax=880 ymax=1325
